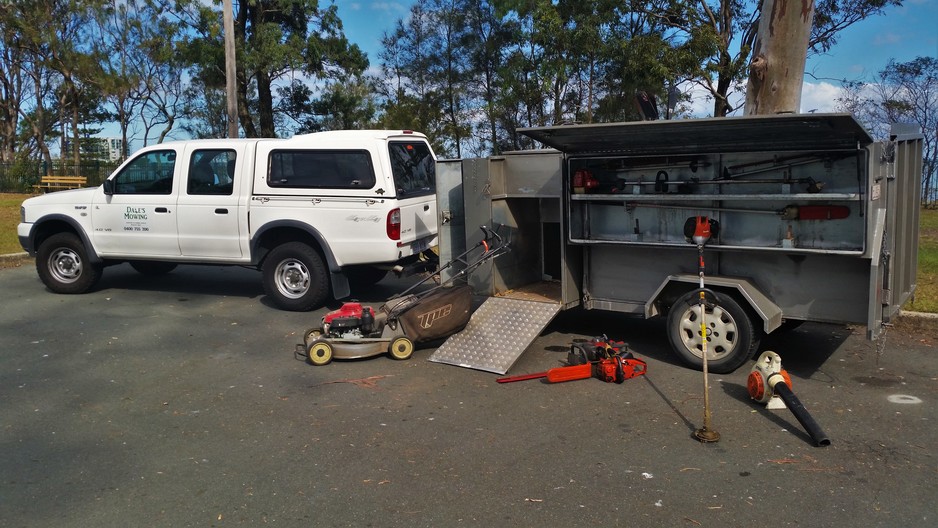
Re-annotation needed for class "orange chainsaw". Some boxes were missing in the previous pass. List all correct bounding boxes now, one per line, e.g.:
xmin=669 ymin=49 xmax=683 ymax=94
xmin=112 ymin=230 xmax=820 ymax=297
xmin=497 ymin=336 xmax=647 ymax=384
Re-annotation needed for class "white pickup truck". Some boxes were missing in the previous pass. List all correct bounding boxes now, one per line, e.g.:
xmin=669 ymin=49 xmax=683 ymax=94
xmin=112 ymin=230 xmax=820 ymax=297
xmin=18 ymin=130 xmax=439 ymax=311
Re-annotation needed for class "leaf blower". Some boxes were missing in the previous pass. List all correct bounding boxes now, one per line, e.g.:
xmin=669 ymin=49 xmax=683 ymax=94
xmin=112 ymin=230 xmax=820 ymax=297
xmin=748 ymin=351 xmax=831 ymax=447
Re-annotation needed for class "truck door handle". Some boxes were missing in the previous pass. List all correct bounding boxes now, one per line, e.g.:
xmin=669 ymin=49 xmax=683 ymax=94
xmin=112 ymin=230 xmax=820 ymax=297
xmin=424 ymin=205 xmax=430 ymax=211
xmin=215 ymin=208 xmax=228 ymax=214
xmin=155 ymin=207 xmax=169 ymax=213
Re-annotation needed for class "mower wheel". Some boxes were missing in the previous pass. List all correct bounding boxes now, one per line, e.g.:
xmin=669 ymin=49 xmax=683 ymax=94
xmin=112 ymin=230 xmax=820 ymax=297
xmin=303 ymin=327 xmax=322 ymax=347
xmin=306 ymin=340 xmax=334 ymax=366
xmin=387 ymin=337 xmax=414 ymax=361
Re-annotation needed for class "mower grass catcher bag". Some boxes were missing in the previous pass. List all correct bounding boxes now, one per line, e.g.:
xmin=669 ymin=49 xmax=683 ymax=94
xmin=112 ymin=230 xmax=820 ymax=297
xmin=395 ymin=284 xmax=472 ymax=343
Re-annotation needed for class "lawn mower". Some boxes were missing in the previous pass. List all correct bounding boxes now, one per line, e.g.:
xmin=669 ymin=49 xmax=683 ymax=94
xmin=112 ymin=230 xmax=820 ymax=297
xmin=297 ymin=226 xmax=509 ymax=365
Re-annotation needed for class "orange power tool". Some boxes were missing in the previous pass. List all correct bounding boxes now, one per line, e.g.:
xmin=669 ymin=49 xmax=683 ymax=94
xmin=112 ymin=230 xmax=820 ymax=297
xmin=497 ymin=337 xmax=647 ymax=384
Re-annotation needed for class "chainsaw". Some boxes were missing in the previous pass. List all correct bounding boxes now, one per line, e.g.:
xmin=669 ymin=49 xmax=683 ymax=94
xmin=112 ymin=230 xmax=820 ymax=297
xmin=497 ymin=336 xmax=647 ymax=384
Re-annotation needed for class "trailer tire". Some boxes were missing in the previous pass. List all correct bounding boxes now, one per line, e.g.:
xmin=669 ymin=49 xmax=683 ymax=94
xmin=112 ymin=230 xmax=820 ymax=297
xmin=36 ymin=232 xmax=102 ymax=294
xmin=667 ymin=290 xmax=758 ymax=374
xmin=388 ymin=337 xmax=414 ymax=361
xmin=262 ymin=242 xmax=329 ymax=311
xmin=307 ymin=340 xmax=334 ymax=366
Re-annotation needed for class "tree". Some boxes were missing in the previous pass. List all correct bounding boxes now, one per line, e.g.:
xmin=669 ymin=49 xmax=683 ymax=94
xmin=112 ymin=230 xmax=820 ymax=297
xmin=6 ymin=0 xmax=110 ymax=172
xmin=183 ymin=0 xmax=367 ymax=138
xmin=641 ymin=0 xmax=903 ymax=117
xmin=840 ymin=57 xmax=938 ymax=203
xmin=0 ymin=15 xmax=24 ymax=162
xmin=744 ymin=0 xmax=815 ymax=115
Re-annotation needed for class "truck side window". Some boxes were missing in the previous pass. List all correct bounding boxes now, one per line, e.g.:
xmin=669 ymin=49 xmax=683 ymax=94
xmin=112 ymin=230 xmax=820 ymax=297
xmin=267 ymin=150 xmax=376 ymax=189
xmin=112 ymin=150 xmax=176 ymax=195
xmin=188 ymin=149 xmax=236 ymax=195
xmin=389 ymin=141 xmax=435 ymax=197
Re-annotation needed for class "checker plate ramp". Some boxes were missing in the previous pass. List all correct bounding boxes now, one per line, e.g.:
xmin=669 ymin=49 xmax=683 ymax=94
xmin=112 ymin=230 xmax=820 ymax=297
xmin=429 ymin=297 xmax=560 ymax=374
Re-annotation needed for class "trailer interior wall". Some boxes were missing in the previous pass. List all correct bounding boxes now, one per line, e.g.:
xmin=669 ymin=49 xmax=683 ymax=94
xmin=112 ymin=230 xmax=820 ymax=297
xmin=436 ymin=152 xmax=580 ymax=308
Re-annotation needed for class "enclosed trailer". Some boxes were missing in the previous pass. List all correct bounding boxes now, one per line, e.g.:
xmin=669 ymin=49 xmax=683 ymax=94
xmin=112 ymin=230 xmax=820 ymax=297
xmin=430 ymin=114 xmax=923 ymax=374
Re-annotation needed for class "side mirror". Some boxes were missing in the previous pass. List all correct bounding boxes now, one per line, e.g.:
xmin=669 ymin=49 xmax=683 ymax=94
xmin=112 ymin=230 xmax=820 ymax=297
xmin=103 ymin=179 xmax=114 ymax=195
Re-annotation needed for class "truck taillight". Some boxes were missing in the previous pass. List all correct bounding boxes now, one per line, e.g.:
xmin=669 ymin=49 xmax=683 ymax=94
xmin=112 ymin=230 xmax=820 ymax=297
xmin=387 ymin=208 xmax=401 ymax=240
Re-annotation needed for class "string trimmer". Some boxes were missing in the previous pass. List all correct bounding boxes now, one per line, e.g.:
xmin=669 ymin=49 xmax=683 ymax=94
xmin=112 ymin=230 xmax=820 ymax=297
xmin=684 ymin=215 xmax=721 ymax=443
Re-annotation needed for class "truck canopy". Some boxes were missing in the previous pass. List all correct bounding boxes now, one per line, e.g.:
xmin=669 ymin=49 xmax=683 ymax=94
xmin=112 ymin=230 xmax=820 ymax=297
xmin=519 ymin=113 xmax=874 ymax=155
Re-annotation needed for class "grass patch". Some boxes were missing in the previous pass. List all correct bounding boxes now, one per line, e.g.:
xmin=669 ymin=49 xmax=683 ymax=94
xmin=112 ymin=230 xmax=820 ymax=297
xmin=3 ymin=192 xmax=938 ymax=313
xmin=0 ymin=193 xmax=33 ymax=255
xmin=907 ymin=208 xmax=938 ymax=313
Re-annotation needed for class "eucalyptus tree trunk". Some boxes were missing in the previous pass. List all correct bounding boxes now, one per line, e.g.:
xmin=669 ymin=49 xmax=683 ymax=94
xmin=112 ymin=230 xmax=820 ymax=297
xmin=744 ymin=0 xmax=815 ymax=115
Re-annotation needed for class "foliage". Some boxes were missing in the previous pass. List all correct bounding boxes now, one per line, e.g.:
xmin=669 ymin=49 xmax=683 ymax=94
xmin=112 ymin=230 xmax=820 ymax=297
xmin=838 ymin=57 xmax=938 ymax=204
xmin=179 ymin=0 xmax=369 ymax=138
xmin=0 ymin=0 xmax=910 ymax=162
xmin=908 ymin=208 xmax=938 ymax=313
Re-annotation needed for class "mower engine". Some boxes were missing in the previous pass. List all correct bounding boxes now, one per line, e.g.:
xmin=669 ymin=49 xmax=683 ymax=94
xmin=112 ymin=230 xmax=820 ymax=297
xmin=322 ymin=302 xmax=378 ymax=339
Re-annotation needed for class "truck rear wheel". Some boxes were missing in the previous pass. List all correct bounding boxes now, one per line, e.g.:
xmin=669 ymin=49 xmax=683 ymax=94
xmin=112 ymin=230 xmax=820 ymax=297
xmin=36 ymin=232 xmax=102 ymax=294
xmin=667 ymin=290 xmax=758 ymax=374
xmin=262 ymin=242 xmax=329 ymax=311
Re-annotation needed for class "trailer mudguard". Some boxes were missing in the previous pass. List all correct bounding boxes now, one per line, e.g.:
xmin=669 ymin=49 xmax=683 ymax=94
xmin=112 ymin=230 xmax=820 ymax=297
xmin=646 ymin=274 xmax=783 ymax=334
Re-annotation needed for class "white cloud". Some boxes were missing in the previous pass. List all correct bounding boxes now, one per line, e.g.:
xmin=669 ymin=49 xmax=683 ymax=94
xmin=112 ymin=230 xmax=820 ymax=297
xmin=800 ymin=81 xmax=842 ymax=113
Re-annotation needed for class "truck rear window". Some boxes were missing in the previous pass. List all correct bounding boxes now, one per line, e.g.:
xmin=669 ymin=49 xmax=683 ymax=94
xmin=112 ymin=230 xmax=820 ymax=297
xmin=268 ymin=150 xmax=376 ymax=189
xmin=389 ymin=141 xmax=435 ymax=197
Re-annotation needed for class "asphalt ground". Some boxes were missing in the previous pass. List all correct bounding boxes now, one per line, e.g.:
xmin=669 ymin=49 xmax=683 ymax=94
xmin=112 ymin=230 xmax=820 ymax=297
xmin=1 ymin=261 xmax=936 ymax=527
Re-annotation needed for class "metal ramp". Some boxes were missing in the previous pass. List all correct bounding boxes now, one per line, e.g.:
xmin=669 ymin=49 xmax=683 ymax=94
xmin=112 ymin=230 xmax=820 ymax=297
xmin=429 ymin=297 xmax=560 ymax=374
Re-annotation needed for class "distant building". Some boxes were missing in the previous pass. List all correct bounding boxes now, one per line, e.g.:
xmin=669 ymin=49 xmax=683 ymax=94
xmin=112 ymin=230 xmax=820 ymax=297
xmin=63 ymin=137 xmax=125 ymax=162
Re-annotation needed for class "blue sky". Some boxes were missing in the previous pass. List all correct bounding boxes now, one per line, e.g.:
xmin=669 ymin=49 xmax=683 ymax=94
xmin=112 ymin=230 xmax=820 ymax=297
xmin=336 ymin=0 xmax=938 ymax=115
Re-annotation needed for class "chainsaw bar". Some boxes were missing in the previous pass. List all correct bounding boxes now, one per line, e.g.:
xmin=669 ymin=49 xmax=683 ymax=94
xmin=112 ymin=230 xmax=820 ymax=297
xmin=496 ymin=358 xmax=647 ymax=384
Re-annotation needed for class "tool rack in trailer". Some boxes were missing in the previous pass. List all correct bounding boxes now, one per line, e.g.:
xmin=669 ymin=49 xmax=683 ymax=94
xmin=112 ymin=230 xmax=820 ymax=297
xmin=430 ymin=114 xmax=923 ymax=374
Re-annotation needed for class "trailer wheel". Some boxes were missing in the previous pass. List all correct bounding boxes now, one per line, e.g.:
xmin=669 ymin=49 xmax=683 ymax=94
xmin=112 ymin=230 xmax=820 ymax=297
xmin=306 ymin=340 xmax=334 ymax=366
xmin=303 ymin=327 xmax=322 ymax=347
xmin=36 ymin=232 xmax=102 ymax=294
xmin=388 ymin=337 xmax=414 ymax=361
xmin=667 ymin=290 xmax=758 ymax=374
xmin=262 ymin=242 xmax=329 ymax=311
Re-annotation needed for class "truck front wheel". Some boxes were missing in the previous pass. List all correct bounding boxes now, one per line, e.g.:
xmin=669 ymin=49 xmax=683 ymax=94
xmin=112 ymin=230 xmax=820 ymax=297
xmin=262 ymin=242 xmax=329 ymax=311
xmin=36 ymin=232 xmax=102 ymax=294
xmin=667 ymin=290 xmax=758 ymax=374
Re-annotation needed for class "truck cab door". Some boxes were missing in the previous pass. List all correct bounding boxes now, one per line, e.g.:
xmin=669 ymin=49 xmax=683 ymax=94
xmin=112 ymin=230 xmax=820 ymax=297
xmin=176 ymin=143 xmax=247 ymax=259
xmin=91 ymin=149 xmax=181 ymax=256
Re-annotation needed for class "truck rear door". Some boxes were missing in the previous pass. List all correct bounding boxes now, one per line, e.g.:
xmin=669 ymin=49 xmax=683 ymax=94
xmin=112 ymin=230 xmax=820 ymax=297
xmin=388 ymin=139 xmax=438 ymax=250
xmin=176 ymin=142 xmax=248 ymax=259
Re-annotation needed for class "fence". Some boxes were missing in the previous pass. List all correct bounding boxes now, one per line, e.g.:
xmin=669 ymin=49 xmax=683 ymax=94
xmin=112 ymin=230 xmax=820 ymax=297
xmin=0 ymin=160 xmax=119 ymax=193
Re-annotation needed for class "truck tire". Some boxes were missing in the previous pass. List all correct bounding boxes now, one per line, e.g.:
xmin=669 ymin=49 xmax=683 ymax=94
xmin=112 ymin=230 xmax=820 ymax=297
xmin=262 ymin=242 xmax=329 ymax=311
xmin=667 ymin=290 xmax=758 ymax=374
xmin=130 ymin=261 xmax=178 ymax=275
xmin=36 ymin=232 xmax=102 ymax=294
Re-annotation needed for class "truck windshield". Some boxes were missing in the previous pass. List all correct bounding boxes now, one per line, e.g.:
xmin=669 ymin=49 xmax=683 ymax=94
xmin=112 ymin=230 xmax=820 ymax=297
xmin=389 ymin=141 xmax=435 ymax=198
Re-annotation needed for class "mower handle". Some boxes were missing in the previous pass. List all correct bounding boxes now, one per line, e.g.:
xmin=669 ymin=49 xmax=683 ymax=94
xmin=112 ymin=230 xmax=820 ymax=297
xmin=479 ymin=225 xmax=503 ymax=246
